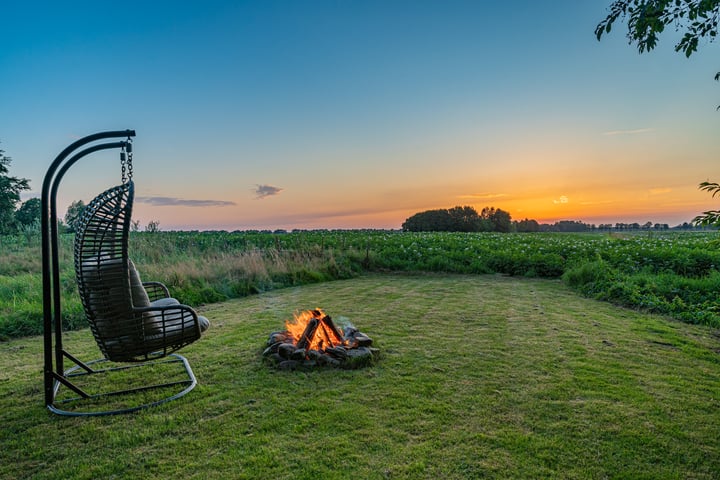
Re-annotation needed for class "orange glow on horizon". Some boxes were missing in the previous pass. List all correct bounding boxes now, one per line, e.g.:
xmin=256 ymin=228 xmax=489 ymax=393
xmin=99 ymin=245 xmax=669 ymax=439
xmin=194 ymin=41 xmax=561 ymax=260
xmin=130 ymin=160 xmax=715 ymax=230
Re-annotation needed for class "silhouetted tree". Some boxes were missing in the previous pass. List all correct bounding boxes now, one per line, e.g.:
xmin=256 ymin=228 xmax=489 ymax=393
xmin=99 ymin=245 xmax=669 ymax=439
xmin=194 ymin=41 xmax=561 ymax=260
xmin=515 ymin=218 xmax=540 ymax=232
xmin=145 ymin=220 xmax=161 ymax=233
xmin=0 ymin=143 xmax=30 ymax=234
xmin=480 ymin=207 xmax=513 ymax=232
xmin=64 ymin=200 xmax=86 ymax=233
xmin=14 ymin=197 xmax=41 ymax=230
xmin=447 ymin=206 xmax=483 ymax=232
xmin=403 ymin=209 xmax=444 ymax=232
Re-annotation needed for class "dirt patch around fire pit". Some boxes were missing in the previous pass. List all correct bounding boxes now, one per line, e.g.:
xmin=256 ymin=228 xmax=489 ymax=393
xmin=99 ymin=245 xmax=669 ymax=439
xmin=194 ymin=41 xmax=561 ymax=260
xmin=262 ymin=308 xmax=379 ymax=369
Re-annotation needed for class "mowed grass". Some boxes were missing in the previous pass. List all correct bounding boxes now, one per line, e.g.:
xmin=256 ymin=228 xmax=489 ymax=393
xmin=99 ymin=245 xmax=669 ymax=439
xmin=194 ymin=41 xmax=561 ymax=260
xmin=1 ymin=273 xmax=719 ymax=479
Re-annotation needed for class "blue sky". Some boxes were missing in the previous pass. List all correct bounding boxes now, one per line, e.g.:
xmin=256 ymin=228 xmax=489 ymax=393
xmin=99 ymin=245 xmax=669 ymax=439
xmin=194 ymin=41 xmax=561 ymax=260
xmin=2 ymin=1 xmax=719 ymax=229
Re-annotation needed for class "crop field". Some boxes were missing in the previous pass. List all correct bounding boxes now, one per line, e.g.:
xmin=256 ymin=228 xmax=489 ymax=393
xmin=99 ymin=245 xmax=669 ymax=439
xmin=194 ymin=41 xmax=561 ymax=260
xmin=1 ymin=230 xmax=720 ymax=340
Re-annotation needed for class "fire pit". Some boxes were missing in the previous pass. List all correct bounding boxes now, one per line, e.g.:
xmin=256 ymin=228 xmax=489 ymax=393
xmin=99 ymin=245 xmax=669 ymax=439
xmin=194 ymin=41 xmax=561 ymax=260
xmin=263 ymin=308 xmax=378 ymax=369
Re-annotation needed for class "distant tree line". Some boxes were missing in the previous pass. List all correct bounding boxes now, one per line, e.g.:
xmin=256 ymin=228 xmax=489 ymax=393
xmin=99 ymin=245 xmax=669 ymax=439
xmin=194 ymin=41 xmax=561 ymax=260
xmin=403 ymin=206 xmax=707 ymax=233
xmin=541 ymin=221 xmax=699 ymax=232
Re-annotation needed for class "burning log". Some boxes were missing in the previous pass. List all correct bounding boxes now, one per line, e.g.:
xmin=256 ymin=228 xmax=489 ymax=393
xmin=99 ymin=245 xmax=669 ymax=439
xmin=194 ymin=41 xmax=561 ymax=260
xmin=319 ymin=314 xmax=345 ymax=346
xmin=296 ymin=317 xmax=319 ymax=351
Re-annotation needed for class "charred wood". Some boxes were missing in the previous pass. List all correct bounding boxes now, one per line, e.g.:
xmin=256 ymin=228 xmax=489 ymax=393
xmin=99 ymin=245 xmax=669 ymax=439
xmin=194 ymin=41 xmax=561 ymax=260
xmin=320 ymin=315 xmax=345 ymax=345
xmin=296 ymin=318 xmax=319 ymax=350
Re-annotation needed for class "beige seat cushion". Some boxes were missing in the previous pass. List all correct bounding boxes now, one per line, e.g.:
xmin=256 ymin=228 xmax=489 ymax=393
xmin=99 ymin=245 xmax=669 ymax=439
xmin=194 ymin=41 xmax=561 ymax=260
xmin=128 ymin=259 xmax=151 ymax=308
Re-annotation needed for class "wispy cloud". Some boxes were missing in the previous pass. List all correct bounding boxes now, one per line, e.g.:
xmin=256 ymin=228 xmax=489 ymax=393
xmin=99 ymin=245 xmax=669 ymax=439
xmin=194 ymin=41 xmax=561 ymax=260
xmin=602 ymin=128 xmax=654 ymax=136
xmin=649 ymin=187 xmax=672 ymax=195
xmin=136 ymin=196 xmax=236 ymax=207
xmin=553 ymin=195 xmax=569 ymax=205
xmin=254 ymin=184 xmax=283 ymax=199
xmin=457 ymin=193 xmax=509 ymax=200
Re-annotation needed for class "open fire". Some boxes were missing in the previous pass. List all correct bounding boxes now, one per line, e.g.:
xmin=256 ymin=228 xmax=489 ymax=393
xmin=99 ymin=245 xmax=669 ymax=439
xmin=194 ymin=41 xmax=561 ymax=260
xmin=263 ymin=308 xmax=377 ymax=369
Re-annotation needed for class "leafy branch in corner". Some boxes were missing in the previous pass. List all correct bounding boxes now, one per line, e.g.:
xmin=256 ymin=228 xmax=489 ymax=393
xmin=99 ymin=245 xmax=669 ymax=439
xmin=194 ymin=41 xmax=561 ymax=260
xmin=596 ymin=1 xmax=720 ymax=107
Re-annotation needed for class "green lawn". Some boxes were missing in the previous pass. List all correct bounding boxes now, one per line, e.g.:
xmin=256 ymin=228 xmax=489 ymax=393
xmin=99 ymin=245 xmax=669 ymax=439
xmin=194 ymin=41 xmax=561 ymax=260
xmin=1 ymin=273 xmax=719 ymax=479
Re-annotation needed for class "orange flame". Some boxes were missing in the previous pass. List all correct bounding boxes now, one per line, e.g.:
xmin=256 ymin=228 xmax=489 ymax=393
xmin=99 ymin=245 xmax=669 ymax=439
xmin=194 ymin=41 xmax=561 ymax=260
xmin=284 ymin=308 xmax=345 ymax=351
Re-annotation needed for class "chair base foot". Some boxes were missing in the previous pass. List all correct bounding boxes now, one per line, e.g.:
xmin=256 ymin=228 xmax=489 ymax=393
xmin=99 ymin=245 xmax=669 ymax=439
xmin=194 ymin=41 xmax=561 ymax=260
xmin=47 ymin=353 xmax=197 ymax=417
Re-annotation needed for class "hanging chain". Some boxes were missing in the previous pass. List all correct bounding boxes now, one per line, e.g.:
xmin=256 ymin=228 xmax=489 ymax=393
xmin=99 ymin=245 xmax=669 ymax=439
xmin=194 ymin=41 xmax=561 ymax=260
xmin=120 ymin=146 xmax=127 ymax=184
xmin=126 ymin=138 xmax=134 ymax=181
xmin=120 ymin=138 xmax=134 ymax=184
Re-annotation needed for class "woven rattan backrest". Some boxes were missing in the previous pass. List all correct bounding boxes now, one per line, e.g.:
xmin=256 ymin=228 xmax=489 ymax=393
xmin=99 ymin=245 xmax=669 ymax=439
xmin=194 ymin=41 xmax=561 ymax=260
xmin=74 ymin=181 xmax=140 ymax=360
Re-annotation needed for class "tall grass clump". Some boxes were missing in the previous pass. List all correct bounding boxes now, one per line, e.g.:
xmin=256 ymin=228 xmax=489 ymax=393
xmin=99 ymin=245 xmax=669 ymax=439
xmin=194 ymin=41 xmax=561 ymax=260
xmin=135 ymin=243 xmax=357 ymax=305
xmin=0 ymin=272 xmax=84 ymax=340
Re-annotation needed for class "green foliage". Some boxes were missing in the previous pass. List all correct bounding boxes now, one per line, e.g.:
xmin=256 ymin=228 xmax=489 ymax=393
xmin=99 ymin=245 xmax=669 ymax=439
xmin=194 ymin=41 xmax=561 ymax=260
xmin=14 ymin=197 xmax=40 ymax=230
xmin=693 ymin=181 xmax=720 ymax=226
xmin=563 ymin=259 xmax=617 ymax=299
xmin=597 ymin=0 xmax=720 ymax=57
xmin=0 ymin=144 xmax=31 ymax=234
xmin=0 ymin=271 xmax=84 ymax=340
xmin=63 ymin=200 xmax=86 ymax=233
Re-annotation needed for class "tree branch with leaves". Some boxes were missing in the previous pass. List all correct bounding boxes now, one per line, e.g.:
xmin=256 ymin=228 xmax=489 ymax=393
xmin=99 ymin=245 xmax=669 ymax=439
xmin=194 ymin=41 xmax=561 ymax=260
xmin=692 ymin=182 xmax=720 ymax=226
xmin=596 ymin=0 xmax=720 ymax=108
xmin=596 ymin=0 xmax=720 ymax=57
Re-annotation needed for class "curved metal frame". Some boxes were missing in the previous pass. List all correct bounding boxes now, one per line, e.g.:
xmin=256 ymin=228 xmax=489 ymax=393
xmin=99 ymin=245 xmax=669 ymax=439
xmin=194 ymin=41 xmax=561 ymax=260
xmin=48 ymin=354 xmax=197 ymax=417
xmin=41 ymin=130 xmax=198 ymax=416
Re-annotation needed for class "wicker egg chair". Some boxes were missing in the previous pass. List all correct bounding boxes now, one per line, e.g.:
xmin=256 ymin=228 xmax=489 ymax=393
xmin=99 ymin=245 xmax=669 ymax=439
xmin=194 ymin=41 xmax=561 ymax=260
xmin=42 ymin=130 xmax=209 ymax=416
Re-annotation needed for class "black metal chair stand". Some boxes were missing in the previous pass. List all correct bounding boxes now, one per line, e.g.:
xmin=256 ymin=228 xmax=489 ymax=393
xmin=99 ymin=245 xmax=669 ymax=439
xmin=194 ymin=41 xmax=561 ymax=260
xmin=42 ymin=131 xmax=207 ymax=416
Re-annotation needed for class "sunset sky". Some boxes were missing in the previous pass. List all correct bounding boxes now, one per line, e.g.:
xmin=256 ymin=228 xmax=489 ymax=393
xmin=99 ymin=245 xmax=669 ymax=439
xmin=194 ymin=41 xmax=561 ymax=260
xmin=2 ymin=1 xmax=719 ymax=230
